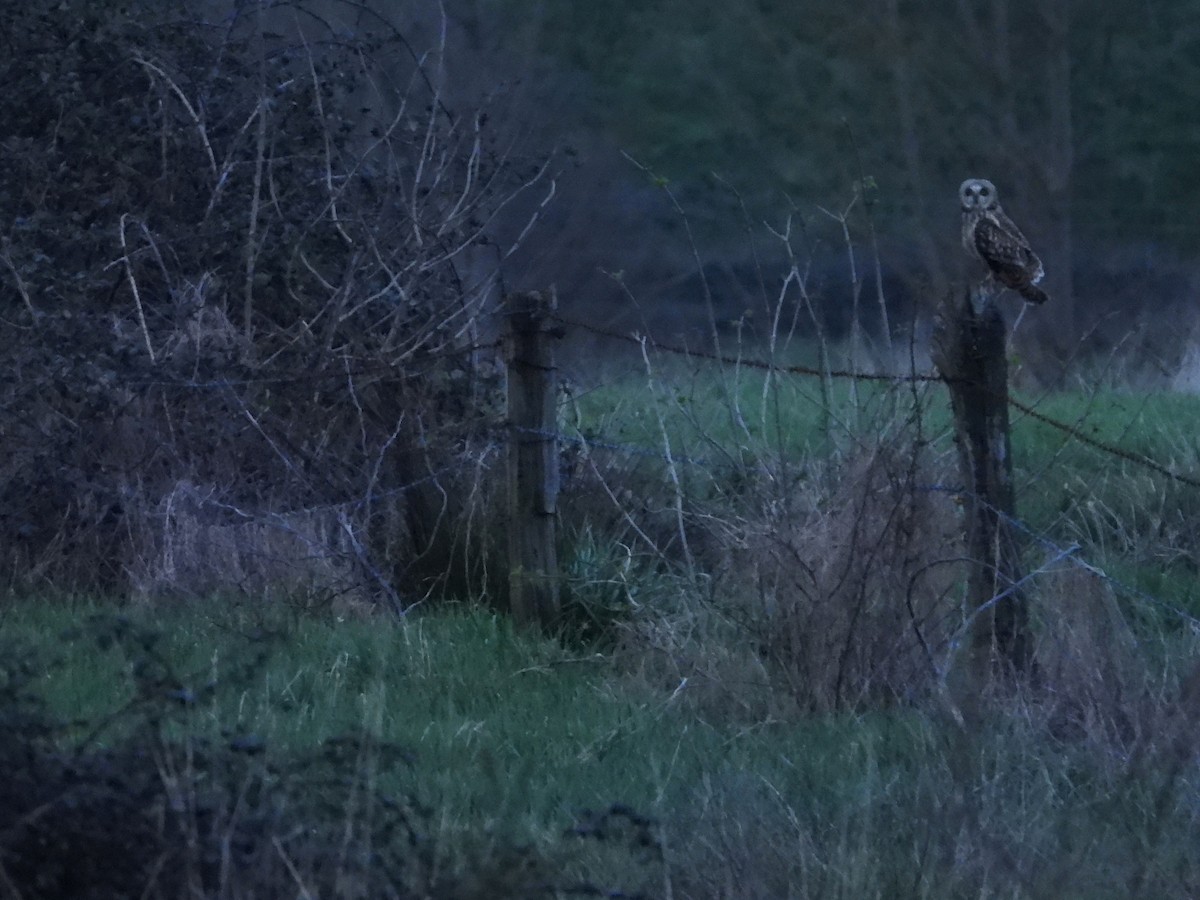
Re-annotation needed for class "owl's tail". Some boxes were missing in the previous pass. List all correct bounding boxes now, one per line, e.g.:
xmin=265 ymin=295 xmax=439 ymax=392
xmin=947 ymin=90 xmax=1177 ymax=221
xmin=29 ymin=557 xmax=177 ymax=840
xmin=1019 ymin=283 xmax=1049 ymax=304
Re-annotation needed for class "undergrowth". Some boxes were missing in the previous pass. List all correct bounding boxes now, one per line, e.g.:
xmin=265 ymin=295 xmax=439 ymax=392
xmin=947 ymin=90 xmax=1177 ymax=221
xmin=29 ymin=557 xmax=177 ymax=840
xmin=4 ymin=599 xmax=1200 ymax=898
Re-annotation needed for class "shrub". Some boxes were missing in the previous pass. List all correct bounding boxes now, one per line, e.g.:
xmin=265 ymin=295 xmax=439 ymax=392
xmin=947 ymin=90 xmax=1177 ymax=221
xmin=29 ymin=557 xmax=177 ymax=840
xmin=0 ymin=0 xmax=545 ymax=603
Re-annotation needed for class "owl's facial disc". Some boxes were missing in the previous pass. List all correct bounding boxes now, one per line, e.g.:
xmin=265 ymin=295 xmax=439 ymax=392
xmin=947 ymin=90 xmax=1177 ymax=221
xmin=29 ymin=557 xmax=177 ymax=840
xmin=960 ymin=178 xmax=995 ymax=209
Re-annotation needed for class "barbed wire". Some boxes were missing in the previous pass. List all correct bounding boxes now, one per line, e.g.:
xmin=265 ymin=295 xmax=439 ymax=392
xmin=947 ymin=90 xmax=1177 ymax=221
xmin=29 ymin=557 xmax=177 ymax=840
xmin=544 ymin=381 xmax=1200 ymax=657
xmin=992 ymin=490 xmax=1200 ymax=630
xmin=519 ymin=416 xmax=1199 ymax=634
xmin=552 ymin=311 xmax=1200 ymax=491
xmin=541 ymin=410 xmax=1200 ymax=700
xmin=78 ymin=306 xmax=1199 ymax=491
xmin=552 ymin=312 xmax=942 ymax=383
xmin=916 ymin=482 xmax=1200 ymax=629
xmin=1006 ymin=396 xmax=1200 ymax=489
xmin=165 ymin=453 xmax=490 ymax=618
xmin=514 ymin=424 xmax=729 ymax=472
xmin=163 ymin=450 xmax=490 ymax=531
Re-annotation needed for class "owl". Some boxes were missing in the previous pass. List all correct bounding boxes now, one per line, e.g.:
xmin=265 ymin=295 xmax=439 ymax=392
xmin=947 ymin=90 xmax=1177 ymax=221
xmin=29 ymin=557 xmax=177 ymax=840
xmin=959 ymin=178 xmax=1049 ymax=304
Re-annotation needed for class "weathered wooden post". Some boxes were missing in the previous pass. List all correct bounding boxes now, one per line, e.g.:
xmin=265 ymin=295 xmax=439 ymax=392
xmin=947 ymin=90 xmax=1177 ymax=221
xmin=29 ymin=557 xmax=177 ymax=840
xmin=504 ymin=289 xmax=561 ymax=628
xmin=932 ymin=287 xmax=1033 ymax=699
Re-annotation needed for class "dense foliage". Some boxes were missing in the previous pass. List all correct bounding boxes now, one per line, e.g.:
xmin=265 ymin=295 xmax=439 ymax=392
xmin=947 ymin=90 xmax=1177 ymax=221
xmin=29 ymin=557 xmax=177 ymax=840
xmin=0 ymin=0 xmax=542 ymax=599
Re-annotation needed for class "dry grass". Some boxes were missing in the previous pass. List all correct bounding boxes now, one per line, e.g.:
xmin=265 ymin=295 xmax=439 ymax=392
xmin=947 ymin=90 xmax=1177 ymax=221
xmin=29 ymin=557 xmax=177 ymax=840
xmin=125 ymin=480 xmax=359 ymax=606
xmin=729 ymin=439 xmax=962 ymax=710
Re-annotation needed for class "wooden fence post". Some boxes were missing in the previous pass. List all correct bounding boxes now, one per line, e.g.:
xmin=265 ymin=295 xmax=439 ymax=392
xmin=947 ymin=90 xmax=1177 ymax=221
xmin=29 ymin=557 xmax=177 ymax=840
xmin=504 ymin=289 xmax=561 ymax=628
xmin=932 ymin=287 xmax=1033 ymax=699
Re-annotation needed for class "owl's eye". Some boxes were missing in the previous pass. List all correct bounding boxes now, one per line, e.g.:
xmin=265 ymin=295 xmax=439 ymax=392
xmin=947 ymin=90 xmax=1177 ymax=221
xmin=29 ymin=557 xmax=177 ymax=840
xmin=979 ymin=186 xmax=990 ymax=196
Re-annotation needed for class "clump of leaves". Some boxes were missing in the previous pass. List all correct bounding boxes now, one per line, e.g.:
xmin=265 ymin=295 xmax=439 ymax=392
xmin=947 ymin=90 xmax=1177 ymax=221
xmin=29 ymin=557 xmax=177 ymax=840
xmin=557 ymin=524 xmax=673 ymax=650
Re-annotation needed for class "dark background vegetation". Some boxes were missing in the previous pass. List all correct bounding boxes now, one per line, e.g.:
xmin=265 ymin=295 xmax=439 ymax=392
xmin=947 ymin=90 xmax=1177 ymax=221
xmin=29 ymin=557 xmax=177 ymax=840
xmin=467 ymin=0 xmax=1200 ymax=371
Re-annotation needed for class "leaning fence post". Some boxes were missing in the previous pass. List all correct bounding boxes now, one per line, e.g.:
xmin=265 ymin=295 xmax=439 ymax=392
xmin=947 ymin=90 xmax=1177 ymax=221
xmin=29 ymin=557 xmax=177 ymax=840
xmin=504 ymin=289 xmax=561 ymax=628
xmin=932 ymin=287 xmax=1033 ymax=700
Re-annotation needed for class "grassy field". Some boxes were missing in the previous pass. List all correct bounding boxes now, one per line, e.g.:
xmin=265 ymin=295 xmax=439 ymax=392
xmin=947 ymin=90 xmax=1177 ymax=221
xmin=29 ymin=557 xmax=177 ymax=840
xmin=6 ymin=357 xmax=1200 ymax=897
xmin=571 ymin=351 xmax=1200 ymax=611
xmin=4 ymin=594 xmax=1198 ymax=898
xmin=2 ymin=598 xmax=935 ymax=895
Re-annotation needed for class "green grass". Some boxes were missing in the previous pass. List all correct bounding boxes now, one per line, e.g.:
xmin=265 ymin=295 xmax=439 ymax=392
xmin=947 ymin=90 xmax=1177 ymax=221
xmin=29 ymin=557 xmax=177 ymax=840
xmin=1007 ymin=388 xmax=1200 ymax=617
xmin=5 ymin=596 xmax=1199 ymax=896
xmin=571 ymin=356 xmax=949 ymax=476
xmin=5 ymin=599 xmax=927 ymax=827
xmin=575 ymin=354 xmax=1200 ymax=489
xmin=571 ymin=352 xmax=1200 ymax=617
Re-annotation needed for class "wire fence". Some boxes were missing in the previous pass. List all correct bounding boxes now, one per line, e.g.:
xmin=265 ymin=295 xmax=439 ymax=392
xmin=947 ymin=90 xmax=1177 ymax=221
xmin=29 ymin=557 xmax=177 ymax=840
xmin=96 ymin=300 xmax=1199 ymax=672
xmin=552 ymin=311 xmax=1200 ymax=490
xmin=97 ymin=306 xmax=1199 ymax=493
xmin=532 ymin=416 xmax=1197 ymax=679
xmin=527 ymin=307 xmax=1200 ymax=694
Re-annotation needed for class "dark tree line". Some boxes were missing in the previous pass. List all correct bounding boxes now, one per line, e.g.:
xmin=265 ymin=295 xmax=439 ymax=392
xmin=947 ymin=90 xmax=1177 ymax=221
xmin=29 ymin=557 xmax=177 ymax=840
xmin=453 ymin=0 xmax=1200 ymax=373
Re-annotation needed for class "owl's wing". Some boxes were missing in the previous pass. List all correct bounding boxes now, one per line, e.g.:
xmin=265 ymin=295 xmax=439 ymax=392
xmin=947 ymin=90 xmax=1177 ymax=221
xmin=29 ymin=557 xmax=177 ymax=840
xmin=973 ymin=214 xmax=1035 ymax=270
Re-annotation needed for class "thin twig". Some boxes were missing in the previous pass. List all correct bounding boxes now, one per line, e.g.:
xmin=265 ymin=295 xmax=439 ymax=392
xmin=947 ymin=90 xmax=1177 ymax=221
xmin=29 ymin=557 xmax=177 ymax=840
xmin=118 ymin=213 xmax=158 ymax=363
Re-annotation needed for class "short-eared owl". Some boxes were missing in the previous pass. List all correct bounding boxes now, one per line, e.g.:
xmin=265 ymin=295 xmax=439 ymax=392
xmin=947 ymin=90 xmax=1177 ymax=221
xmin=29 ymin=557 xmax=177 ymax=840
xmin=960 ymin=178 xmax=1049 ymax=304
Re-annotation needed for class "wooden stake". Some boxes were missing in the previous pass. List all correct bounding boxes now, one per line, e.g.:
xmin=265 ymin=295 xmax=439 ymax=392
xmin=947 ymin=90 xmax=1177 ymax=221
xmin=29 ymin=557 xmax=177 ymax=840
xmin=933 ymin=287 xmax=1033 ymax=702
xmin=504 ymin=289 xmax=561 ymax=628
